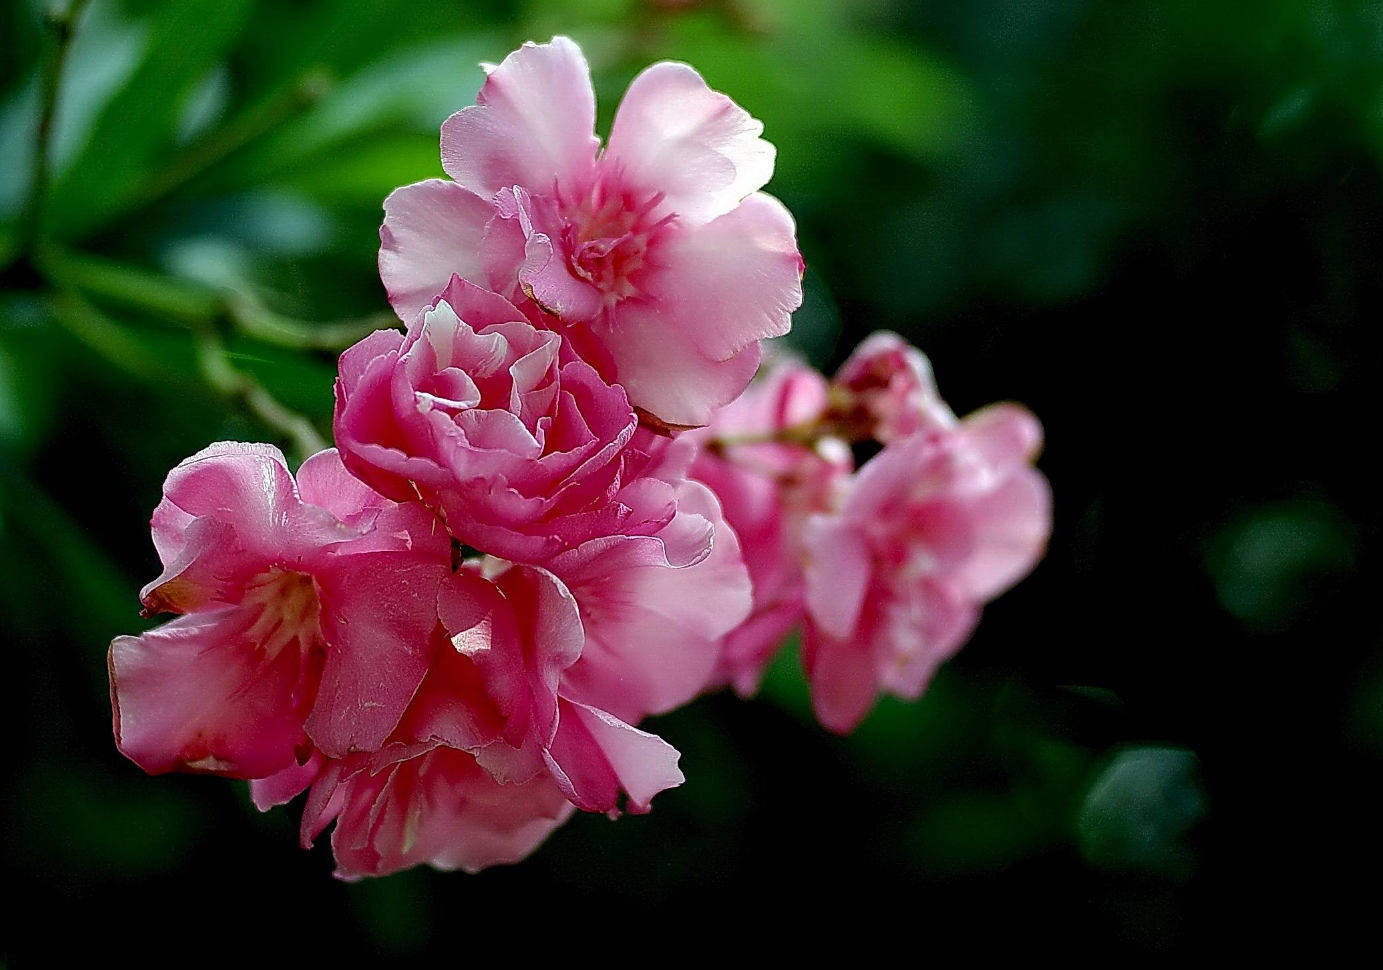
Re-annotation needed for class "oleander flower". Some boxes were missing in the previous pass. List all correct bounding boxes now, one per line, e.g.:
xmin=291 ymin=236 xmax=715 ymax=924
xmin=378 ymin=36 xmax=804 ymax=427
xmin=292 ymin=573 xmax=578 ymax=878
xmin=685 ymin=359 xmax=851 ymax=694
xmin=800 ymin=405 xmax=1052 ymax=733
xmin=437 ymin=563 xmax=685 ymax=816
xmin=288 ymin=557 xmax=691 ymax=878
xmin=549 ymin=477 xmax=753 ymax=723
xmin=831 ymin=330 xmax=949 ymax=444
xmin=334 ymin=275 xmax=681 ymax=563
xmin=109 ymin=444 xmax=450 ymax=779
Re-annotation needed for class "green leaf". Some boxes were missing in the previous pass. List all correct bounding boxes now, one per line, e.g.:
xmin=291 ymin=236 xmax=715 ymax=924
xmin=1078 ymin=746 xmax=1205 ymax=879
xmin=46 ymin=0 xmax=254 ymax=239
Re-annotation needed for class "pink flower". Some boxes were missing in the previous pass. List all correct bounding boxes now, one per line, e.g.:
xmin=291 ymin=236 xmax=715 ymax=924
xmin=108 ymin=444 xmax=450 ymax=779
xmin=549 ymin=478 xmax=753 ymax=724
xmin=831 ymin=330 xmax=948 ymax=444
xmin=293 ymin=556 xmax=705 ymax=878
xmin=378 ymin=36 xmax=804 ymax=427
xmin=685 ymin=359 xmax=852 ymax=694
xmin=800 ymin=405 xmax=1052 ymax=733
xmin=334 ymin=275 xmax=680 ymax=563
xmin=438 ymin=563 xmax=686 ymax=817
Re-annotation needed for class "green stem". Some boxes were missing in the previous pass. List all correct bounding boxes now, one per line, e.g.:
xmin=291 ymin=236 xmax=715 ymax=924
xmin=49 ymin=288 xmax=328 ymax=462
xmin=38 ymin=246 xmax=389 ymax=351
xmin=195 ymin=330 xmax=329 ymax=463
xmin=17 ymin=0 xmax=91 ymax=260
xmin=48 ymin=289 xmax=169 ymax=383
xmin=226 ymin=293 xmax=393 ymax=351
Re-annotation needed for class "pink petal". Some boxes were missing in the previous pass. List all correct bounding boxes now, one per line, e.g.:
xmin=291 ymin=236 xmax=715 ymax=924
xmin=295 ymin=448 xmax=391 ymax=529
xmin=315 ymin=746 xmax=573 ymax=878
xmin=604 ymin=322 xmax=762 ymax=429
xmin=801 ymin=514 xmax=873 ymax=641
xmin=607 ymin=61 xmax=776 ymax=225
xmin=306 ymin=553 xmax=449 ymax=758
xmin=630 ymin=192 xmax=803 ymax=364
xmin=950 ymin=468 xmax=1052 ymax=601
xmin=963 ymin=403 xmax=1045 ymax=468
xmin=802 ymin=622 xmax=880 ymax=736
xmin=249 ymin=749 xmax=324 ymax=810
xmin=379 ymin=179 xmax=495 ymax=322
xmin=109 ymin=608 xmax=317 ymax=778
xmin=551 ymin=481 xmax=750 ymax=721
xmin=440 ymin=37 xmax=599 ymax=200
xmin=543 ymin=699 xmax=683 ymax=815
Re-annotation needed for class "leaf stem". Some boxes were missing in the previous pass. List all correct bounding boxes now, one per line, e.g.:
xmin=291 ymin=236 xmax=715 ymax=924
xmin=195 ymin=329 xmax=329 ymax=463
xmin=17 ymin=0 xmax=91 ymax=260
xmin=38 ymin=245 xmax=389 ymax=351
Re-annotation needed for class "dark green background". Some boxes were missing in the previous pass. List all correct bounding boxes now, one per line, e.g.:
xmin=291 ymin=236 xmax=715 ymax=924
xmin=1 ymin=0 xmax=1375 ymax=957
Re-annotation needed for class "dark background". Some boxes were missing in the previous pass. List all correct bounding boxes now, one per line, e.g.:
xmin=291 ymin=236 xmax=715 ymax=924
xmin=1 ymin=0 xmax=1376 ymax=957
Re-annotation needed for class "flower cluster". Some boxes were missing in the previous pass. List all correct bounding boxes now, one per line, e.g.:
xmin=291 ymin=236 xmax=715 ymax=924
xmin=109 ymin=37 xmax=1050 ymax=878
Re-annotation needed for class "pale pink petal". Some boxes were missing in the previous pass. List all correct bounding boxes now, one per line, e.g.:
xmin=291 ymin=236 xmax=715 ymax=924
xmin=440 ymin=37 xmax=598 ymax=200
xmin=604 ymin=322 xmax=762 ymax=429
xmin=626 ymin=192 xmax=802 ymax=366
xmin=379 ymin=179 xmax=495 ymax=322
xmin=950 ymin=468 xmax=1052 ymax=600
xmin=877 ymin=578 xmax=980 ymax=699
xmin=963 ymin=403 xmax=1045 ymax=469
xmin=249 ymin=750 xmax=324 ymax=811
xmin=801 ymin=514 xmax=873 ymax=641
xmin=109 ymin=608 xmax=317 ymax=778
xmin=607 ymin=61 xmax=775 ymax=225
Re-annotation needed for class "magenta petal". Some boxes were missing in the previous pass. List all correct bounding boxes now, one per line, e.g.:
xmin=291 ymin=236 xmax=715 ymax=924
xmin=802 ymin=622 xmax=880 ymax=736
xmin=307 ymin=553 xmax=448 ymax=758
xmin=439 ymin=37 xmax=599 ymax=200
xmin=607 ymin=61 xmax=775 ymax=225
xmin=109 ymin=608 xmax=317 ymax=778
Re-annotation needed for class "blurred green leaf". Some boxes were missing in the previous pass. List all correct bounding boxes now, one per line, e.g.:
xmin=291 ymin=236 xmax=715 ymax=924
xmin=224 ymin=37 xmax=495 ymax=189
xmin=1207 ymin=500 xmax=1357 ymax=632
xmin=47 ymin=0 xmax=254 ymax=239
xmin=1078 ymin=746 xmax=1205 ymax=880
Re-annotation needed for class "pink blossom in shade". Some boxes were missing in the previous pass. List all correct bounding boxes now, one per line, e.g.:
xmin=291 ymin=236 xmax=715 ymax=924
xmin=109 ymin=444 xmax=451 ymax=780
xmin=334 ymin=275 xmax=687 ymax=564
xmin=294 ymin=596 xmax=575 ymax=879
xmin=378 ymin=36 xmax=805 ymax=428
xmin=831 ymin=330 xmax=950 ymax=444
xmin=799 ymin=405 xmax=1053 ymax=734
xmin=684 ymin=359 xmax=853 ymax=696
xmin=437 ymin=564 xmax=686 ymax=816
xmin=547 ymin=477 xmax=753 ymax=724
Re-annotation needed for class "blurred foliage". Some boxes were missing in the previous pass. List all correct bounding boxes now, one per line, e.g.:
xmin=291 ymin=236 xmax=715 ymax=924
xmin=2 ymin=0 xmax=1380 ymax=958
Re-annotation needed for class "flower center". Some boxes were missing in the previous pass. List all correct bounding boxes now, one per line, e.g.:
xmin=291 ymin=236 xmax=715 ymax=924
xmin=241 ymin=569 xmax=320 ymax=662
xmin=560 ymin=176 xmax=672 ymax=307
